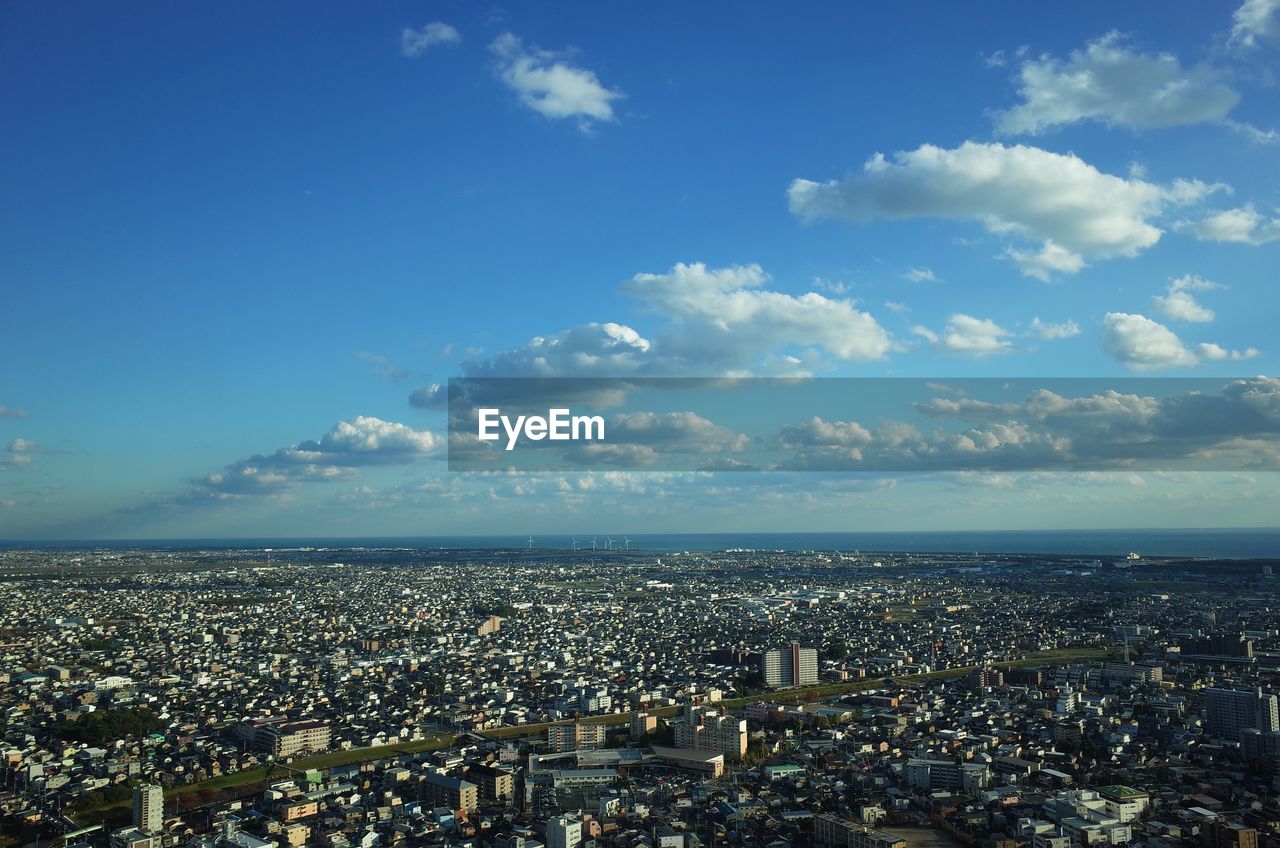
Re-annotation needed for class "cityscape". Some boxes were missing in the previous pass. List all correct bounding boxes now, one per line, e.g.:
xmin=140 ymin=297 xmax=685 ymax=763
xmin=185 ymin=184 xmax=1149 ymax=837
xmin=3 ymin=1 xmax=1280 ymax=848
xmin=0 ymin=544 xmax=1278 ymax=848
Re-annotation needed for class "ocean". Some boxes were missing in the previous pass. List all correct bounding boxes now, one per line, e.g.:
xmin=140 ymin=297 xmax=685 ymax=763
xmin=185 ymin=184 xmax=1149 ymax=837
xmin=4 ymin=528 xmax=1278 ymax=558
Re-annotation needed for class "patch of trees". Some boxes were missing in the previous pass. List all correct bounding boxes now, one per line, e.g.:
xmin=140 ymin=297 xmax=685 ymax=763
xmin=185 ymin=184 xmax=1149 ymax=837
xmin=53 ymin=708 xmax=164 ymax=745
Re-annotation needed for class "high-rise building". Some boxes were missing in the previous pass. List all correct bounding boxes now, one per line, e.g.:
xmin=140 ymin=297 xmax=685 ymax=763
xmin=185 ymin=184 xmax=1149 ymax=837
xmin=1205 ymin=688 xmax=1279 ymax=741
xmin=133 ymin=783 xmax=163 ymax=835
xmin=673 ymin=705 xmax=747 ymax=760
xmin=547 ymin=721 xmax=608 ymax=752
xmin=762 ymin=642 xmax=818 ymax=687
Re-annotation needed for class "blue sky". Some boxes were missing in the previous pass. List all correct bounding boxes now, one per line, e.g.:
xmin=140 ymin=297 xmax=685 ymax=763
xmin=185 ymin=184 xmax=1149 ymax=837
xmin=2 ymin=1 xmax=1279 ymax=538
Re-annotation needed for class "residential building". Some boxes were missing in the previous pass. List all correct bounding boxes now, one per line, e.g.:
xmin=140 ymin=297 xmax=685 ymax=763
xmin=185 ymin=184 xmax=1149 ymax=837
xmin=814 ymin=814 xmax=907 ymax=848
xmin=762 ymin=642 xmax=819 ymax=687
xmin=1205 ymin=688 xmax=1279 ymax=741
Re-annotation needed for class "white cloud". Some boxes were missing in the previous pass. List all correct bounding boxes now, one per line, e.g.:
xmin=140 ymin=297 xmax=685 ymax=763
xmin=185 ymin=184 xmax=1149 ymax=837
xmin=1178 ymin=204 xmax=1280 ymax=244
xmin=1101 ymin=312 xmax=1198 ymax=370
xmin=197 ymin=417 xmax=442 ymax=498
xmin=912 ymin=314 xmax=1014 ymax=357
xmin=995 ymin=32 xmax=1239 ymax=134
xmin=776 ymin=417 xmax=873 ymax=451
xmin=911 ymin=377 xmax=1280 ymax=469
xmin=1153 ymin=275 xmax=1220 ymax=322
xmin=788 ymin=141 xmax=1222 ymax=279
xmin=607 ymin=411 xmax=749 ymax=454
xmin=1224 ymin=119 xmax=1280 ymax=145
xmin=1101 ymin=312 xmax=1257 ymax=370
xmin=903 ymin=267 xmax=940 ymax=283
xmin=489 ymin=33 xmax=622 ymax=129
xmin=401 ymin=22 xmax=461 ymax=57
xmin=1197 ymin=342 xmax=1260 ymax=361
xmin=620 ymin=262 xmax=894 ymax=368
xmin=1030 ymin=317 xmax=1082 ymax=340
xmin=0 ymin=405 xmax=28 ymax=419
xmin=425 ymin=322 xmax=652 ymax=386
xmin=884 ymin=301 xmax=910 ymax=314
xmin=1231 ymin=0 xmax=1280 ymax=47
xmin=1004 ymin=241 xmax=1086 ymax=281
xmin=410 ymin=263 xmax=896 ymax=409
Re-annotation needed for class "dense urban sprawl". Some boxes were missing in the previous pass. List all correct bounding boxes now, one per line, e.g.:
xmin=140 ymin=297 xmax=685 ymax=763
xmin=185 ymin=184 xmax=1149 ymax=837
xmin=1 ymin=546 xmax=1278 ymax=848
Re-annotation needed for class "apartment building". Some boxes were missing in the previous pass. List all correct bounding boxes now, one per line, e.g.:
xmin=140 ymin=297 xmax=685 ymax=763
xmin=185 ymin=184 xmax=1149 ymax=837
xmin=674 ymin=705 xmax=747 ymax=760
xmin=762 ymin=642 xmax=819 ymax=687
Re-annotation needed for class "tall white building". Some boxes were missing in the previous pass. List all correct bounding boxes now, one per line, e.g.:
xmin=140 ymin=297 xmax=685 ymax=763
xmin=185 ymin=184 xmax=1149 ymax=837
xmin=133 ymin=783 xmax=163 ymax=835
xmin=674 ymin=705 xmax=747 ymax=760
xmin=762 ymin=643 xmax=819 ymax=687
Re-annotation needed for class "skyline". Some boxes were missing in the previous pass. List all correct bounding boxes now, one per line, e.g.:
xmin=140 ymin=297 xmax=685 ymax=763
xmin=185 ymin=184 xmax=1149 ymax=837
xmin=3 ymin=2 xmax=1280 ymax=538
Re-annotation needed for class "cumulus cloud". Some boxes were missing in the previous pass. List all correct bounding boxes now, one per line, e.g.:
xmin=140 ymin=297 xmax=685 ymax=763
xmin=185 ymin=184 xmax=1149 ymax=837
xmin=995 ymin=32 xmax=1239 ymax=134
xmin=195 ymin=417 xmax=442 ymax=498
xmin=1197 ymin=342 xmax=1261 ymax=361
xmin=915 ymin=378 xmax=1280 ymax=466
xmin=1152 ymin=275 xmax=1220 ymax=322
xmin=1231 ymin=0 xmax=1280 ymax=47
xmin=772 ymin=377 xmax=1280 ymax=472
xmin=607 ymin=411 xmax=749 ymax=454
xmin=773 ymin=417 xmax=1071 ymax=472
xmin=401 ymin=22 xmax=461 ymax=57
xmin=1101 ymin=312 xmax=1257 ymax=370
xmin=912 ymin=314 xmax=1014 ymax=357
xmin=413 ymin=262 xmax=895 ymax=409
xmin=561 ymin=443 xmax=661 ymax=468
xmin=776 ymin=417 xmax=873 ymax=451
xmin=489 ymin=33 xmax=622 ymax=129
xmin=787 ymin=141 xmax=1222 ymax=279
xmin=1030 ymin=317 xmax=1082 ymax=340
xmin=619 ymin=262 xmax=894 ymax=369
xmin=1177 ymin=205 xmax=1280 ymax=244
xmin=0 ymin=405 xmax=28 ymax=419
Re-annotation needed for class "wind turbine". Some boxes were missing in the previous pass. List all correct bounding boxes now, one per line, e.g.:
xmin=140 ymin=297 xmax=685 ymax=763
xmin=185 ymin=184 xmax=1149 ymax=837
xmin=590 ymin=537 xmax=597 ymax=551
xmin=606 ymin=537 xmax=615 ymax=550
xmin=527 ymin=535 xmax=534 ymax=550
xmin=571 ymin=537 xmax=579 ymax=551
xmin=623 ymin=537 xmax=631 ymax=550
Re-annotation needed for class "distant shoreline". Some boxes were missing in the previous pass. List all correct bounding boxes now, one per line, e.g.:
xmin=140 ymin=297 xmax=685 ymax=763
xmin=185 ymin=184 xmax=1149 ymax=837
xmin=1 ymin=527 xmax=1277 ymax=559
